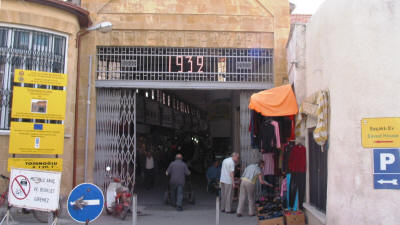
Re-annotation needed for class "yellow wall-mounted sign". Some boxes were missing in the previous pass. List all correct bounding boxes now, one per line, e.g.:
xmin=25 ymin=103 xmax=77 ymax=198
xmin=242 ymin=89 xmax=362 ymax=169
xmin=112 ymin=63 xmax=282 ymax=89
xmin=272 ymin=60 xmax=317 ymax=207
xmin=8 ymin=158 xmax=63 ymax=172
xmin=11 ymin=86 xmax=66 ymax=120
xmin=9 ymin=122 xmax=64 ymax=155
xmin=361 ymin=117 xmax=400 ymax=148
xmin=14 ymin=69 xmax=67 ymax=86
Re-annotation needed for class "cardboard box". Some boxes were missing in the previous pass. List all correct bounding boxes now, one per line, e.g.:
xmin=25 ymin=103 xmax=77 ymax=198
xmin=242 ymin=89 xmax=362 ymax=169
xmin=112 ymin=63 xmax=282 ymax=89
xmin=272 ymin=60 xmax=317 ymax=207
xmin=258 ymin=216 xmax=285 ymax=225
xmin=284 ymin=211 xmax=306 ymax=225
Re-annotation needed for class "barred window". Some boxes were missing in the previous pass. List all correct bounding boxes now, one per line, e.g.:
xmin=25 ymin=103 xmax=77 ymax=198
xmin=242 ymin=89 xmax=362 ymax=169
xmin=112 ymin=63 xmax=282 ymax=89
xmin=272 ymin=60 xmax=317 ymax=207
xmin=0 ymin=26 xmax=67 ymax=129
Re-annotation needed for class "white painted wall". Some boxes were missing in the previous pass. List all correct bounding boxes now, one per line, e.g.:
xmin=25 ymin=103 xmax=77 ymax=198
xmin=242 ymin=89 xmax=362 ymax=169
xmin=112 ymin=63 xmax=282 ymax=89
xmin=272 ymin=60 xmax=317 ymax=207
xmin=287 ymin=23 xmax=307 ymax=105
xmin=305 ymin=0 xmax=400 ymax=224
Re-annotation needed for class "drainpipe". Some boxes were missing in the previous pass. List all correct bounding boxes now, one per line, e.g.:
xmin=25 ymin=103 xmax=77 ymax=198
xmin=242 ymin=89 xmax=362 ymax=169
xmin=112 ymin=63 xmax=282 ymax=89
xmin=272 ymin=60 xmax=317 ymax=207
xmin=72 ymin=21 xmax=112 ymax=187
xmin=73 ymin=30 xmax=89 ymax=187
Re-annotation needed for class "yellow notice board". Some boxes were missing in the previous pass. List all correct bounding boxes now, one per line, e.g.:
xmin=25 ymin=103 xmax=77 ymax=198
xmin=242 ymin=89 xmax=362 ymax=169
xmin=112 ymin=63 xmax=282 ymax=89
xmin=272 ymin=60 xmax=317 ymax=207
xmin=11 ymin=86 xmax=66 ymax=120
xmin=9 ymin=122 xmax=64 ymax=154
xmin=361 ymin=118 xmax=400 ymax=148
xmin=8 ymin=158 xmax=63 ymax=172
xmin=14 ymin=69 xmax=67 ymax=86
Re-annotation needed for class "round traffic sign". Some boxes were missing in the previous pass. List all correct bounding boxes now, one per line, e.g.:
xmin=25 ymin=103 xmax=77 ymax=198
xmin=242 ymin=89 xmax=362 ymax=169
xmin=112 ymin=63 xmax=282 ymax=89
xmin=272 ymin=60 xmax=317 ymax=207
xmin=11 ymin=175 xmax=31 ymax=200
xmin=67 ymin=183 xmax=104 ymax=223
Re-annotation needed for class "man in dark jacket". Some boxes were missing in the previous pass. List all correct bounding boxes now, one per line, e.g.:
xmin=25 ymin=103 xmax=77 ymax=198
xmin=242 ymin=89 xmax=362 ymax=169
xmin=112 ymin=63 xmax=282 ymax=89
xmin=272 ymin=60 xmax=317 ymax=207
xmin=166 ymin=154 xmax=191 ymax=211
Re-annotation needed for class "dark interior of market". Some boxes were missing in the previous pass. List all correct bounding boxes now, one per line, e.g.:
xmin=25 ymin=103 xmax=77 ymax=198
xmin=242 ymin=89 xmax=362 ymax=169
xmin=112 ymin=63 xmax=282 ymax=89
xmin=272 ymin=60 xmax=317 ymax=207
xmin=134 ymin=89 xmax=236 ymax=186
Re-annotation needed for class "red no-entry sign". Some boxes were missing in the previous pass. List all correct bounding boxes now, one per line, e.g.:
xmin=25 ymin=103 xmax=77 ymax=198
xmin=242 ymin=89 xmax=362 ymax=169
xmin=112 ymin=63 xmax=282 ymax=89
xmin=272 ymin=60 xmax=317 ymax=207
xmin=11 ymin=175 xmax=31 ymax=200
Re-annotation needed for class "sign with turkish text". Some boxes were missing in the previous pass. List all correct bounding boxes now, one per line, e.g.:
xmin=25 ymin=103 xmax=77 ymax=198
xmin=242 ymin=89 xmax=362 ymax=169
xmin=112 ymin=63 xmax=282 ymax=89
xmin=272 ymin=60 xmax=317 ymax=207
xmin=9 ymin=122 xmax=64 ymax=154
xmin=8 ymin=168 xmax=61 ymax=211
xmin=373 ymin=149 xmax=400 ymax=189
xmin=8 ymin=158 xmax=63 ymax=172
xmin=361 ymin=118 xmax=400 ymax=148
xmin=11 ymin=86 xmax=66 ymax=121
xmin=14 ymin=69 xmax=67 ymax=86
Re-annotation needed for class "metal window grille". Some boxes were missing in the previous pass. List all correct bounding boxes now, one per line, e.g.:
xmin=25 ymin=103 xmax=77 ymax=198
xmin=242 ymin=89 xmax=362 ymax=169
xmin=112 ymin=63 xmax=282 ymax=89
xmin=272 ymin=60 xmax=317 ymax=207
xmin=96 ymin=47 xmax=273 ymax=83
xmin=308 ymin=129 xmax=328 ymax=211
xmin=0 ymin=26 xmax=66 ymax=129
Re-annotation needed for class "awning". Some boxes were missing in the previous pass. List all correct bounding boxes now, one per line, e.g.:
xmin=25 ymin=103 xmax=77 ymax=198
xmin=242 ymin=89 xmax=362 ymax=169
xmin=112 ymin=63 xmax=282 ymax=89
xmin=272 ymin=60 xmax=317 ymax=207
xmin=248 ymin=84 xmax=298 ymax=116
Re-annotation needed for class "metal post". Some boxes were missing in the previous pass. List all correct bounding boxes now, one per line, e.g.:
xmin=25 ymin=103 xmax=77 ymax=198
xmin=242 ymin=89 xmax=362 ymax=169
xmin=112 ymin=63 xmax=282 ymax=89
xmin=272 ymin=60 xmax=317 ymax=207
xmin=84 ymin=55 xmax=93 ymax=182
xmin=132 ymin=194 xmax=137 ymax=225
xmin=48 ymin=211 xmax=54 ymax=225
xmin=216 ymin=196 xmax=220 ymax=225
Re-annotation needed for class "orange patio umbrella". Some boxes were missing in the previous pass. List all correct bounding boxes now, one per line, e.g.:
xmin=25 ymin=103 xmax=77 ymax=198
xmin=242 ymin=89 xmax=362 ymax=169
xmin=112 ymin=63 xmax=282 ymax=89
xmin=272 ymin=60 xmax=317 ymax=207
xmin=248 ymin=84 xmax=298 ymax=116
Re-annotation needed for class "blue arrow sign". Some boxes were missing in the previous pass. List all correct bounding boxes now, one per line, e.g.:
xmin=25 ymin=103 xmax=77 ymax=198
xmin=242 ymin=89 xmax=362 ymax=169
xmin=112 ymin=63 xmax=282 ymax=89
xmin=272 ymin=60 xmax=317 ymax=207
xmin=67 ymin=183 xmax=104 ymax=223
xmin=374 ymin=174 xmax=400 ymax=189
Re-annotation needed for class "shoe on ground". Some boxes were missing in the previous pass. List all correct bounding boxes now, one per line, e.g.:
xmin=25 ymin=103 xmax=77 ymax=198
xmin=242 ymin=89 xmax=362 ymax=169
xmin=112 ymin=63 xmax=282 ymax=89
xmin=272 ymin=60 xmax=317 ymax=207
xmin=249 ymin=214 xmax=255 ymax=217
xmin=236 ymin=214 xmax=242 ymax=217
xmin=226 ymin=211 xmax=235 ymax=214
xmin=177 ymin=206 xmax=183 ymax=211
xmin=221 ymin=210 xmax=225 ymax=213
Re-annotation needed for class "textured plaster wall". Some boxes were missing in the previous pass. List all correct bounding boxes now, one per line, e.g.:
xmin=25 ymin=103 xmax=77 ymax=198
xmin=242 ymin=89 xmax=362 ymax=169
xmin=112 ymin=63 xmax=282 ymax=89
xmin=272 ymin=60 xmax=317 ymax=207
xmin=78 ymin=0 xmax=290 ymax=184
xmin=0 ymin=0 xmax=81 ymax=195
xmin=305 ymin=0 xmax=400 ymax=224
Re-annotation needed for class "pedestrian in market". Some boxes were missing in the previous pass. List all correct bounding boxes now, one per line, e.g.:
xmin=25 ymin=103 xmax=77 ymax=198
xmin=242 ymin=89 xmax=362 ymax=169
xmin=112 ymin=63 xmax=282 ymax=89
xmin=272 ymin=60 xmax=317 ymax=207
xmin=236 ymin=160 xmax=272 ymax=217
xmin=166 ymin=154 xmax=191 ymax=211
xmin=144 ymin=151 xmax=156 ymax=189
xmin=206 ymin=160 xmax=221 ymax=193
xmin=219 ymin=152 xmax=240 ymax=213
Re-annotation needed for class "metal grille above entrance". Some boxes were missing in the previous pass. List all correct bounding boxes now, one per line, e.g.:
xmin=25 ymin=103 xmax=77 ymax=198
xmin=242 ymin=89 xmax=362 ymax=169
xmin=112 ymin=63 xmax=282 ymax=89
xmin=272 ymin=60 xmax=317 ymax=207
xmin=96 ymin=47 xmax=273 ymax=90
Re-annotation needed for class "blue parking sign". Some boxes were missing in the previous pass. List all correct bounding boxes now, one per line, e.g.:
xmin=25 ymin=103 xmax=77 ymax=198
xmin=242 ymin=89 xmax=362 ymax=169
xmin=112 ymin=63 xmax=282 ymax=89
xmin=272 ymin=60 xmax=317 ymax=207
xmin=373 ymin=149 xmax=400 ymax=189
xmin=67 ymin=183 xmax=104 ymax=223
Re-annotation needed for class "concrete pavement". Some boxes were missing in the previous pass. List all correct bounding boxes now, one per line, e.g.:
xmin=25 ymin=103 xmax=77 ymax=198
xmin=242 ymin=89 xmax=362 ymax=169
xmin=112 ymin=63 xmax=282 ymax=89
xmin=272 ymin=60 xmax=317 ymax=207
xmin=1 ymin=174 xmax=257 ymax=225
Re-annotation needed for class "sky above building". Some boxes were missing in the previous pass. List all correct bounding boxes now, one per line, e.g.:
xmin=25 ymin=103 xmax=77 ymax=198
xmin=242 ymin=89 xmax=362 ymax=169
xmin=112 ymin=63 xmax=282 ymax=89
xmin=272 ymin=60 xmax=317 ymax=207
xmin=290 ymin=0 xmax=326 ymax=14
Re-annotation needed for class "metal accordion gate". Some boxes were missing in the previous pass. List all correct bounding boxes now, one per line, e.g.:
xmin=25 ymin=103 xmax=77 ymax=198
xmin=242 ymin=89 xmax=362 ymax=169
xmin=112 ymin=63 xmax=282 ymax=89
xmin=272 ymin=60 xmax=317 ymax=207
xmin=94 ymin=88 xmax=136 ymax=191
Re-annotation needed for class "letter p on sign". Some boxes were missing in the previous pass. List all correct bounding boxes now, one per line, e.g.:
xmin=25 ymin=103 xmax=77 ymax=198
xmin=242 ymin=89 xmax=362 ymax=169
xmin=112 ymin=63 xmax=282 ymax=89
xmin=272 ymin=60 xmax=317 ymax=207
xmin=380 ymin=153 xmax=395 ymax=171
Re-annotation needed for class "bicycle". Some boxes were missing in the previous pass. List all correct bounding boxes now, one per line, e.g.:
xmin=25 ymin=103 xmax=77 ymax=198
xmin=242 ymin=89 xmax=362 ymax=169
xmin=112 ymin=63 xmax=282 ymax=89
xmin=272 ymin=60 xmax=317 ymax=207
xmin=0 ymin=174 xmax=61 ymax=224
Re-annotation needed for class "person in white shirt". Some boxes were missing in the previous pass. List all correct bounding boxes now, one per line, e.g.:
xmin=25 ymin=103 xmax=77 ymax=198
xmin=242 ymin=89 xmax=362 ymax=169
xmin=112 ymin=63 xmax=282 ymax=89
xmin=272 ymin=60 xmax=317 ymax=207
xmin=219 ymin=152 xmax=240 ymax=213
xmin=144 ymin=151 xmax=155 ymax=189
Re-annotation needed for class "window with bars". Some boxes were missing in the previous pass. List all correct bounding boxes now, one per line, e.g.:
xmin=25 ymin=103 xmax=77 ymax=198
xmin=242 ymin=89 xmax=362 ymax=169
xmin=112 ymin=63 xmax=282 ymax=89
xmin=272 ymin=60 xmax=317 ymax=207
xmin=0 ymin=26 xmax=67 ymax=129
xmin=96 ymin=47 xmax=273 ymax=83
xmin=308 ymin=128 xmax=328 ymax=212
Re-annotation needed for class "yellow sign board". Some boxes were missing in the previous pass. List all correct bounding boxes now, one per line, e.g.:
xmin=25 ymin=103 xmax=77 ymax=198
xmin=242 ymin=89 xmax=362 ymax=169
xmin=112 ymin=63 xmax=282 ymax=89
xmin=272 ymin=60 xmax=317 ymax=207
xmin=9 ymin=122 xmax=64 ymax=155
xmin=361 ymin=117 xmax=400 ymax=148
xmin=14 ymin=69 xmax=67 ymax=86
xmin=11 ymin=86 xmax=66 ymax=120
xmin=8 ymin=158 xmax=63 ymax=172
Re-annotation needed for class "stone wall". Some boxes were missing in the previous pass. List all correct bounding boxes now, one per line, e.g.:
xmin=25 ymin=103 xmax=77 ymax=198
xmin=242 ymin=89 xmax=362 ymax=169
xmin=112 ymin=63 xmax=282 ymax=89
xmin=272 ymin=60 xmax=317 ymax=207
xmin=0 ymin=0 xmax=81 ymax=195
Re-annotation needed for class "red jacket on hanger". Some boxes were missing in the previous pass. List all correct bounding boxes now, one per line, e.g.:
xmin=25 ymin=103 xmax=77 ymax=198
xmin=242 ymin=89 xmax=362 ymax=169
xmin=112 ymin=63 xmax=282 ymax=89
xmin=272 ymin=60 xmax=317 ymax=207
xmin=288 ymin=144 xmax=306 ymax=173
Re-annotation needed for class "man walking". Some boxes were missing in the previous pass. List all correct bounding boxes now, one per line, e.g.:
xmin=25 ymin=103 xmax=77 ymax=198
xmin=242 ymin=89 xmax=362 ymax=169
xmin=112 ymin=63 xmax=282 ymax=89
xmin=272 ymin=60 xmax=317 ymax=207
xmin=166 ymin=154 xmax=191 ymax=211
xmin=219 ymin=152 xmax=240 ymax=213
xmin=237 ymin=160 xmax=272 ymax=217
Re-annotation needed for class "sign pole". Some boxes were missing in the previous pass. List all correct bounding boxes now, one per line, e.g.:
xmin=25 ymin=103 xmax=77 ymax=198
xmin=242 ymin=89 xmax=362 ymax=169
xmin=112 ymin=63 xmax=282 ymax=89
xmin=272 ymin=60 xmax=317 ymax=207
xmin=132 ymin=194 xmax=137 ymax=225
xmin=216 ymin=196 xmax=220 ymax=225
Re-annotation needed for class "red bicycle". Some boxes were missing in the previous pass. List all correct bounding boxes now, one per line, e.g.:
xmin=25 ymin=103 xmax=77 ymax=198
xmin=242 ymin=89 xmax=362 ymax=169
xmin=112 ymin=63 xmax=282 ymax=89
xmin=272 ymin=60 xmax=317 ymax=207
xmin=0 ymin=174 xmax=53 ymax=223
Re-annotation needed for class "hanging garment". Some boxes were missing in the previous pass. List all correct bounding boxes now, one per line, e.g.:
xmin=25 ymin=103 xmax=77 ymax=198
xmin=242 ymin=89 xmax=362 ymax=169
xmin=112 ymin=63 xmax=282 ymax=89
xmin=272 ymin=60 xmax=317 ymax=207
xmin=282 ymin=142 xmax=295 ymax=173
xmin=314 ymin=91 xmax=329 ymax=146
xmin=270 ymin=120 xmax=281 ymax=148
xmin=262 ymin=153 xmax=275 ymax=175
xmin=288 ymin=144 xmax=306 ymax=173
xmin=259 ymin=121 xmax=276 ymax=152
xmin=289 ymin=172 xmax=306 ymax=210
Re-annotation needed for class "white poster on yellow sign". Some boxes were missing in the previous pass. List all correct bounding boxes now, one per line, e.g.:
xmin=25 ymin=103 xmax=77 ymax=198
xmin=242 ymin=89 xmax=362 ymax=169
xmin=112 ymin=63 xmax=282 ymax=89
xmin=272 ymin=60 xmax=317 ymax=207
xmin=8 ymin=168 xmax=61 ymax=212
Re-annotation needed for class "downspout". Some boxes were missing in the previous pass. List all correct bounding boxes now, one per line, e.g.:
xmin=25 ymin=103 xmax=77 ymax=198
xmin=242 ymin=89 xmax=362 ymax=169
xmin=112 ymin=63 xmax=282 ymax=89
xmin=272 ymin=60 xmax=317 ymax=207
xmin=73 ymin=30 xmax=89 ymax=187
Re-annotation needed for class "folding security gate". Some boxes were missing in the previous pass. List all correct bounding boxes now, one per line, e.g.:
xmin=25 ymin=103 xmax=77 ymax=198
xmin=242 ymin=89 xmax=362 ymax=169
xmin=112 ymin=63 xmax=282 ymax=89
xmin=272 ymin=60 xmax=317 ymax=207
xmin=94 ymin=88 xmax=136 ymax=191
